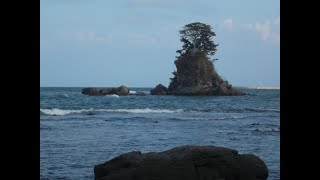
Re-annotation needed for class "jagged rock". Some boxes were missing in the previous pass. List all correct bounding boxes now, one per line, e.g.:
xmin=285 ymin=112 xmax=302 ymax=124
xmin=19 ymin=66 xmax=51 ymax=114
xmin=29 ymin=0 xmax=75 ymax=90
xmin=94 ymin=145 xmax=268 ymax=180
xmin=167 ymin=51 xmax=244 ymax=96
xmin=82 ymin=88 xmax=100 ymax=96
xmin=150 ymin=84 xmax=168 ymax=95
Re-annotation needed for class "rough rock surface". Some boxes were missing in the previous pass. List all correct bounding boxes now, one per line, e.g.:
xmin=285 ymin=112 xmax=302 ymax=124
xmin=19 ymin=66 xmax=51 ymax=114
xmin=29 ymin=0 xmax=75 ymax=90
xmin=99 ymin=88 xmax=113 ymax=95
xmin=113 ymin=86 xmax=130 ymax=96
xmin=94 ymin=145 xmax=268 ymax=180
xmin=82 ymin=86 xmax=130 ymax=96
xmin=82 ymin=88 xmax=101 ymax=96
xmin=167 ymin=51 xmax=244 ymax=96
xmin=150 ymin=84 xmax=168 ymax=95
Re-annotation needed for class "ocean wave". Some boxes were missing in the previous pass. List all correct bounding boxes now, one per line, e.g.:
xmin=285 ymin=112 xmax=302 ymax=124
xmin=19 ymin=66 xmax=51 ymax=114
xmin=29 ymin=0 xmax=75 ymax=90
xmin=185 ymin=107 xmax=280 ymax=113
xmin=129 ymin=90 xmax=136 ymax=94
xmin=268 ymin=108 xmax=280 ymax=112
xmin=40 ymin=108 xmax=94 ymax=116
xmin=225 ymin=107 xmax=280 ymax=113
xmin=104 ymin=108 xmax=183 ymax=113
xmin=40 ymin=108 xmax=183 ymax=116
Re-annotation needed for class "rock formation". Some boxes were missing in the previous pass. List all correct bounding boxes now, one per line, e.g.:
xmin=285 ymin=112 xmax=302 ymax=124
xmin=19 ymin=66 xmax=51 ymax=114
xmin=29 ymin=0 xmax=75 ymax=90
xmin=82 ymin=88 xmax=100 ymax=96
xmin=150 ymin=84 xmax=168 ymax=95
xmin=162 ymin=50 xmax=244 ymax=96
xmin=82 ymin=86 xmax=130 ymax=96
xmin=94 ymin=145 xmax=268 ymax=180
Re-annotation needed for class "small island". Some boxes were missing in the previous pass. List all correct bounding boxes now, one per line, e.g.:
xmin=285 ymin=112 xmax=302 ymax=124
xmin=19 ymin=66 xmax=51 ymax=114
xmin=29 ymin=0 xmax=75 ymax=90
xmin=82 ymin=22 xmax=244 ymax=97
xmin=151 ymin=22 xmax=244 ymax=96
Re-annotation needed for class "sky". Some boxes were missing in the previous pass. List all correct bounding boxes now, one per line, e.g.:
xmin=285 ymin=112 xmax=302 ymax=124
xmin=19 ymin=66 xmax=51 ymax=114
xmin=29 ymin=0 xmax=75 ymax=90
xmin=40 ymin=0 xmax=280 ymax=87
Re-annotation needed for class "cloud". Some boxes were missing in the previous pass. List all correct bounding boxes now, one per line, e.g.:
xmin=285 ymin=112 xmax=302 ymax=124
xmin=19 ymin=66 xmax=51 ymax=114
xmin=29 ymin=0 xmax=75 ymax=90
xmin=221 ymin=18 xmax=233 ymax=30
xmin=255 ymin=21 xmax=271 ymax=40
xmin=248 ymin=17 xmax=280 ymax=44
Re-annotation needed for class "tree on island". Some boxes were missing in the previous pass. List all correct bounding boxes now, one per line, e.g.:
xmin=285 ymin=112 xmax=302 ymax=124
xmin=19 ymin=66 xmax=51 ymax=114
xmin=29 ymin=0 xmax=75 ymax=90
xmin=151 ymin=22 xmax=244 ymax=96
xmin=176 ymin=22 xmax=219 ymax=62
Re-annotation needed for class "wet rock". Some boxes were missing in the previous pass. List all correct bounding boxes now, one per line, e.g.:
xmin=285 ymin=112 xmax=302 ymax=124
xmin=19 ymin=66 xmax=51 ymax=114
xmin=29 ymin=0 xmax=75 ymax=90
xmin=82 ymin=86 xmax=130 ymax=96
xmin=150 ymin=84 xmax=168 ymax=95
xmin=94 ymin=145 xmax=268 ymax=180
xmin=99 ymin=88 xmax=113 ymax=95
xmin=82 ymin=88 xmax=100 ymax=96
xmin=113 ymin=86 xmax=130 ymax=96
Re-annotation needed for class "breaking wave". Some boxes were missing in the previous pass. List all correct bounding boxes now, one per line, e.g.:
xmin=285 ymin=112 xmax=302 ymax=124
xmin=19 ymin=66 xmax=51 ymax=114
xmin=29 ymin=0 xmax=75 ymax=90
xmin=40 ymin=108 xmax=184 ymax=116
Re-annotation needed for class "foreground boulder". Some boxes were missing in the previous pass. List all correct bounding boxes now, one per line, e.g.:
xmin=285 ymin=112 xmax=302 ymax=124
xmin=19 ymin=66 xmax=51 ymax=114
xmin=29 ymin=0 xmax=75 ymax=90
xmin=150 ymin=84 xmax=168 ymax=95
xmin=94 ymin=145 xmax=268 ymax=180
xmin=82 ymin=86 xmax=130 ymax=96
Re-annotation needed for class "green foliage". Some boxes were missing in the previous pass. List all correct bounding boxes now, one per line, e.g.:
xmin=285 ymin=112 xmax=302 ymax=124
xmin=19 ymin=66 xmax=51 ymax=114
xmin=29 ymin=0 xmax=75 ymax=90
xmin=176 ymin=22 xmax=219 ymax=61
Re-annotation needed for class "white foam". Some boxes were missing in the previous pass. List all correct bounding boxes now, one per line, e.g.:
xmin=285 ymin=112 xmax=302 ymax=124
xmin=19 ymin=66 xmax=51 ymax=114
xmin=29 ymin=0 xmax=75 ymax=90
xmin=129 ymin=90 xmax=136 ymax=94
xmin=106 ymin=94 xmax=120 ymax=98
xmin=101 ymin=108 xmax=183 ymax=113
xmin=40 ymin=108 xmax=183 ymax=116
xmin=40 ymin=108 xmax=94 ymax=116
xmin=269 ymin=108 xmax=280 ymax=112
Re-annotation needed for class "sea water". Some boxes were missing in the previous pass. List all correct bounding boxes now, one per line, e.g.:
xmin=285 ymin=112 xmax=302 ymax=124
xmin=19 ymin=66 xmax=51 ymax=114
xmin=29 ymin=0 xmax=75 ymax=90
xmin=40 ymin=87 xmax=280 ymax=180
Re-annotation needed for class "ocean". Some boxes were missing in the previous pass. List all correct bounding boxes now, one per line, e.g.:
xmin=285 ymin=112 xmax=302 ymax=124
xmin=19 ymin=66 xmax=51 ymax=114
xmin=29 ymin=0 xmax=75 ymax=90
xmin=40 ymin=87 xmax=280 ymax=180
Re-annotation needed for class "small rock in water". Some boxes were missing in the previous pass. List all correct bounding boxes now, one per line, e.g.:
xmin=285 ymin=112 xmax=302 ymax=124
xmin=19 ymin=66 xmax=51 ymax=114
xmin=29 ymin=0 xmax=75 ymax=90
xmin=136 ymin=92 xmax=147 ymax=96
xmin=153 ymin=121 xmax=159 ymax=123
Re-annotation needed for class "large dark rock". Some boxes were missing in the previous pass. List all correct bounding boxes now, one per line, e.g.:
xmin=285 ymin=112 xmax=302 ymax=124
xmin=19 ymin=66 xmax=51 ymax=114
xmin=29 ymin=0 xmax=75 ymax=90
xmin=168 ymin=51 xmax=244 ymax=96
xmin=82 ymin=88 xmax=100 ymax=96
xmin=99 ymin=88 xmax=113 ymax=95
xmin=82 ymin=86 xmax=130 ymax=96
xmin=114 ymin=86 xmax=130 ymax=96
xmin=150 ymin=84 xmax=168 ymax=95
xmin=94 ymin=145 xmax=268 ymax=180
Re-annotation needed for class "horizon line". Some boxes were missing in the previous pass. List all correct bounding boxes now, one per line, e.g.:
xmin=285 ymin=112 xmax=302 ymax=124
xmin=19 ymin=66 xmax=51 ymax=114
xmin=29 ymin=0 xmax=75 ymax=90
xmin=40 ymin=86 xmax=280 ymax=89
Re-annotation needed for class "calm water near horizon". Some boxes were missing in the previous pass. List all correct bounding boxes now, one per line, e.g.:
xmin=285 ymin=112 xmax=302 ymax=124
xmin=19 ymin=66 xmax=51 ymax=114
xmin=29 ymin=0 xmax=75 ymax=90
xmin=40 ymin=87 xmax=280 ymax=180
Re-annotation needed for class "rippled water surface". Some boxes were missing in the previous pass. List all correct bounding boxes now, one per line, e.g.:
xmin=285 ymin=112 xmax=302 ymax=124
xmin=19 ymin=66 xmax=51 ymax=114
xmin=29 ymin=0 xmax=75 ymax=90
xmin=40 ymin=87 xmax=280 ymax=180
